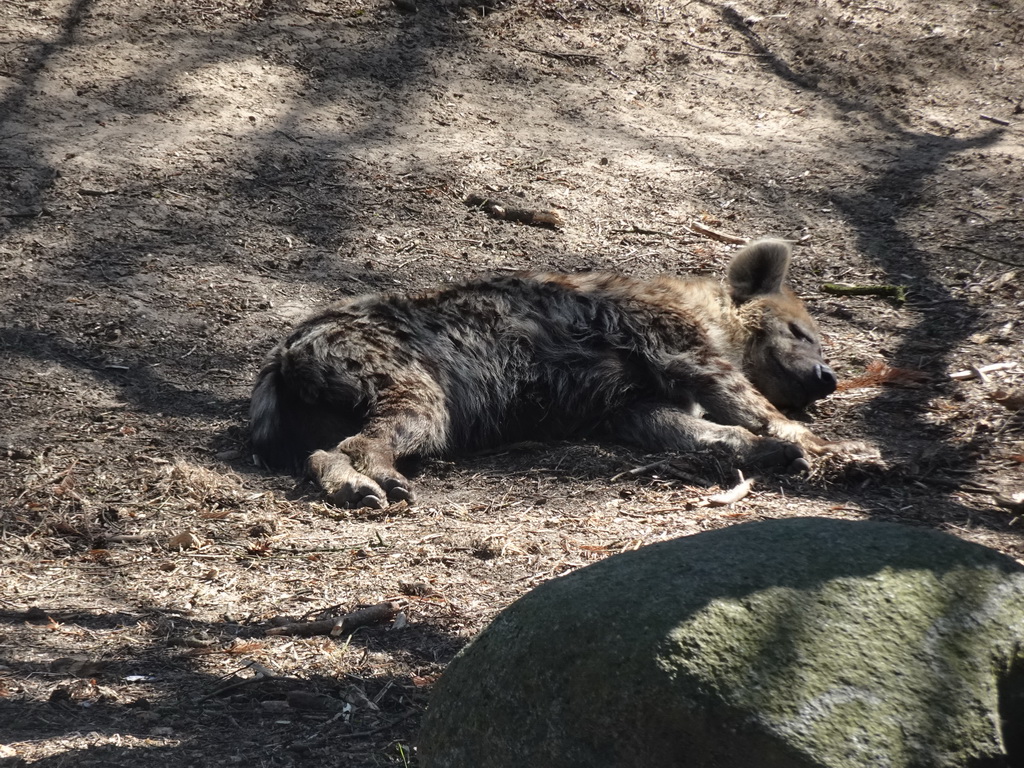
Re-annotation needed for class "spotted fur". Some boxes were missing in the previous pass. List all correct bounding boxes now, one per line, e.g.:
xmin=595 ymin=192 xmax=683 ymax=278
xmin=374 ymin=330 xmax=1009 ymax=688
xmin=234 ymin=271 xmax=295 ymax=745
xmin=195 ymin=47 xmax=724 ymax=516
xmin=251 ymin=239 xmax=873 ymax=507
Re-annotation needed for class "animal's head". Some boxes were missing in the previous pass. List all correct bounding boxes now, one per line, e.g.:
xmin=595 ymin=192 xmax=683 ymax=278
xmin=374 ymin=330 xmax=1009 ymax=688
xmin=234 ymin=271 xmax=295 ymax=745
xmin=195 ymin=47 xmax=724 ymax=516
xmin=728 ymin=239 xmax=837 ymax=412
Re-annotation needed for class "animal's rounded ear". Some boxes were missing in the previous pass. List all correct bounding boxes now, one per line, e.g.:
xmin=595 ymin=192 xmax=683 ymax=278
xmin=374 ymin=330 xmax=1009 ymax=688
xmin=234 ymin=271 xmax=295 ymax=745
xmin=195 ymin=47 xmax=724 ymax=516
xmin=727 ymin=238 xmax=792 ymax=303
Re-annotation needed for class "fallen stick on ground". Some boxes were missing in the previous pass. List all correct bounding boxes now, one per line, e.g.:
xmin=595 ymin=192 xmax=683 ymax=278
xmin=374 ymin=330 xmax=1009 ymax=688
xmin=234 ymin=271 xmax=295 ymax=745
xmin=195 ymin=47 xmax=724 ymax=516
xmin=686 ymin=221 xmax=747 ymax=244
xmin=979 ymin=113 xmax=1011 ymax=126
xmin=677 ymin=39 xmax=768 ymax=58
xmin=331 ymin=601 xmax=404 ymax=637
xmin=822 ymin=282 xmax=908 ymax=303
xmin=949 ymin=362 xmax=1017 ymax=381
xmin=266 ymin=601 xmax=404 ymax=638
xmin=517 ymin=45 xmax=601 ymax=62
xmin=198 ymin=660 xmax=295 ymax=702
xmin=708 ymin=473 xmax=755 ymax=506
xmin=464 ymin=193 xmax=563 ymax=228
xmin=940 ymin=241 xmax=1024 ymax=268
xmin=610 ymin=459 xmax=670 ymax=483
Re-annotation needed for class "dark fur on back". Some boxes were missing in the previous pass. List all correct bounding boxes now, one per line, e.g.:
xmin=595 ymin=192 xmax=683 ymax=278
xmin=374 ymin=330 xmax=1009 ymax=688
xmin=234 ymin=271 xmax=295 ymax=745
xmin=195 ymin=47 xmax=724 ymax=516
xmin=251 ymin=239 xmax=874 ymax=507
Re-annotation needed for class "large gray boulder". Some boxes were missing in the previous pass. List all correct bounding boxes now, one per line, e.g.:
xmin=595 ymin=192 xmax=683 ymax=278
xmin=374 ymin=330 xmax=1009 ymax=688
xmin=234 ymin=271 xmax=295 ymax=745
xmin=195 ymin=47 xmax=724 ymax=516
xmin=418 ymin=518 xmax=1024 ymax=768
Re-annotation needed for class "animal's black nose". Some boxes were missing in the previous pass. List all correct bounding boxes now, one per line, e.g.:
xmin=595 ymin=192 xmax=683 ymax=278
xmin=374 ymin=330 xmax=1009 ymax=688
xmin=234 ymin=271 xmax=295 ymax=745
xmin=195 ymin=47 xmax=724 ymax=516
xmin=815 ymin=363 xmax=838 ymax=396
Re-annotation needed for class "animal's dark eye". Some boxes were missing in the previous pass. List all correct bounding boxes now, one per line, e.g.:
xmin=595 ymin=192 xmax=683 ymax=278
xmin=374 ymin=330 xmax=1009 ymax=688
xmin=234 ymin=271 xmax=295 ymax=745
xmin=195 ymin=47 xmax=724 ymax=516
xmin=788 ymin=322 xmax=812 ymax=342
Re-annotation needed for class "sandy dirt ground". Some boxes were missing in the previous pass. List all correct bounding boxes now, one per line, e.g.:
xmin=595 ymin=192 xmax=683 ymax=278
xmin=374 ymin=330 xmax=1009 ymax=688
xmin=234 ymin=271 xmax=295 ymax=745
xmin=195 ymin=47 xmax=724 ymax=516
xmin=1 ymin=0 xmax=1022 ymax=764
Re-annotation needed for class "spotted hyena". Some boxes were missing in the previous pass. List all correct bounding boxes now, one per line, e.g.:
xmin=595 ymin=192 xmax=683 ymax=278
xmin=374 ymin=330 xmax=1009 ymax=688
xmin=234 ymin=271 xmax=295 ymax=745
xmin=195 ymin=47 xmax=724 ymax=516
xmin=250 ymin=239 xmax=874 ymax=507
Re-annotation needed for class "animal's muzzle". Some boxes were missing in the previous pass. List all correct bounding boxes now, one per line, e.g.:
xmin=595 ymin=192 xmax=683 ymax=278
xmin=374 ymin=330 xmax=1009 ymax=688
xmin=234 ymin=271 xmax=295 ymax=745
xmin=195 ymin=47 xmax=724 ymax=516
xmin=812 ymin=363 xmax=838 ymax=399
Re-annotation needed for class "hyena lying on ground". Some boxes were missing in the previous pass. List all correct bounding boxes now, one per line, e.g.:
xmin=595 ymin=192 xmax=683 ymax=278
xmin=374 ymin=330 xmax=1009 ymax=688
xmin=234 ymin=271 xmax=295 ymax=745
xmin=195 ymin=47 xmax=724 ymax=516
xmin=251 ymin=239 xmax=875 ymax=508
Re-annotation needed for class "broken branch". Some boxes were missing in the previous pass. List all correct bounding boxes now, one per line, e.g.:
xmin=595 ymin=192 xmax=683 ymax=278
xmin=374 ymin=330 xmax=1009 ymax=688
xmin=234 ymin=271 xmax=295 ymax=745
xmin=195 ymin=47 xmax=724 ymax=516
xmin=331 ymin=601 xmax=403 ymax=637
xmin=198 ymin=659 xmax=294 ymax=702
xmin=822 ymin=283 xmax=908 ymax=304
xmin=610 ymin=459 xmax=670 ymax=483
xmin=979 ymin=113 xmax=1011 ymax=127
xmin=949 ymin=362 xmax=1016 ymax=381
xmin=708 ymin=472 xmax=754 ymax=506
xmin=941 ymin=242 xmax=1024 ymax=268
xmin=465 ymin=193 xmax=563 ymax=228
xmin=686 ymin=221 xmax=747 ymax=244
xmin=266 ymin=601 xmax=403 ymax=638
xmin=517 ymin=45 xmax=601 ymax=62
xmin=678 ymin=39 xmax=768 ymax=58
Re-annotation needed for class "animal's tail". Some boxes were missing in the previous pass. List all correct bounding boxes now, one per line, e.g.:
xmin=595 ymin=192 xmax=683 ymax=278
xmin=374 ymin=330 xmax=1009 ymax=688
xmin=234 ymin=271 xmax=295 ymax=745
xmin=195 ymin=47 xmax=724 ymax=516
xmin=250 ymin=357 xmax=304 ymax=472
xmin=249 ymin=348 xmax=357 ymax=473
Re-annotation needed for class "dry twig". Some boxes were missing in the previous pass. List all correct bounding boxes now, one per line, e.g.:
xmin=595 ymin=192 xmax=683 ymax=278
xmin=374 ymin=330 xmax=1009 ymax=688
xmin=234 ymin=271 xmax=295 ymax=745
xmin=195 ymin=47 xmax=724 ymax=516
xmin=979 ymin=113 xmax=1011 ymax=127
xmin=677 ymin=39 xmax=767 ymax=58
xmin=517 ymin=45 xmax=601 ymax=62
xmin=941 ymin=242 xmax=1024 ymax=268
xmin=686 ymin=221 xmax=747 ymax=244
xmin=708 ymin=472 xmax=754 ymax=506
xmin=949 ymin=362 xmax=1016 ymax=381
xmin=198 ymin=660 xmax=296 ymax=702
xmin=265 ymin=601 xmax=404 ymax=638
xmin=822 ymin=282 xmax=908 ymax=304
xmin=610 ymin=459 xmax=669 ymax=483
xmin=465 ymin=193 xmax=563 ymax=228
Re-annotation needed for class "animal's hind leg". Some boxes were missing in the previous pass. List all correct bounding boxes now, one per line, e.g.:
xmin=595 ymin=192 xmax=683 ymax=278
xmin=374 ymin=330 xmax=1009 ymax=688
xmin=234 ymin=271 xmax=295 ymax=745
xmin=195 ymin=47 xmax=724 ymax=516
xmin=309 ymin=377 xmax=450 ymax=508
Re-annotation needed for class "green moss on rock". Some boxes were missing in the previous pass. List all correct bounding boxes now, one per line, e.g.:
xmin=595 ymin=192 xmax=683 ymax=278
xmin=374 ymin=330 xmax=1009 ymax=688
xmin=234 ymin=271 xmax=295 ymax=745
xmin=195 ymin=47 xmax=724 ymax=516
xmin=418 ymin=518 xmax=1024 ymax=768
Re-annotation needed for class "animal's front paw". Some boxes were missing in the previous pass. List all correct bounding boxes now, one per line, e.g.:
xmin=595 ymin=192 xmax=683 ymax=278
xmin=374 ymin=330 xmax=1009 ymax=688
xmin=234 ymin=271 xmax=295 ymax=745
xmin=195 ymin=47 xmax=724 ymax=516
xmin=808 ymin=438 xmax=881 ymax=462
xmin=741 ymin=437 xmax=810 ymax=473
xmin=767 ymin=420 xmax=879 ymax=465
